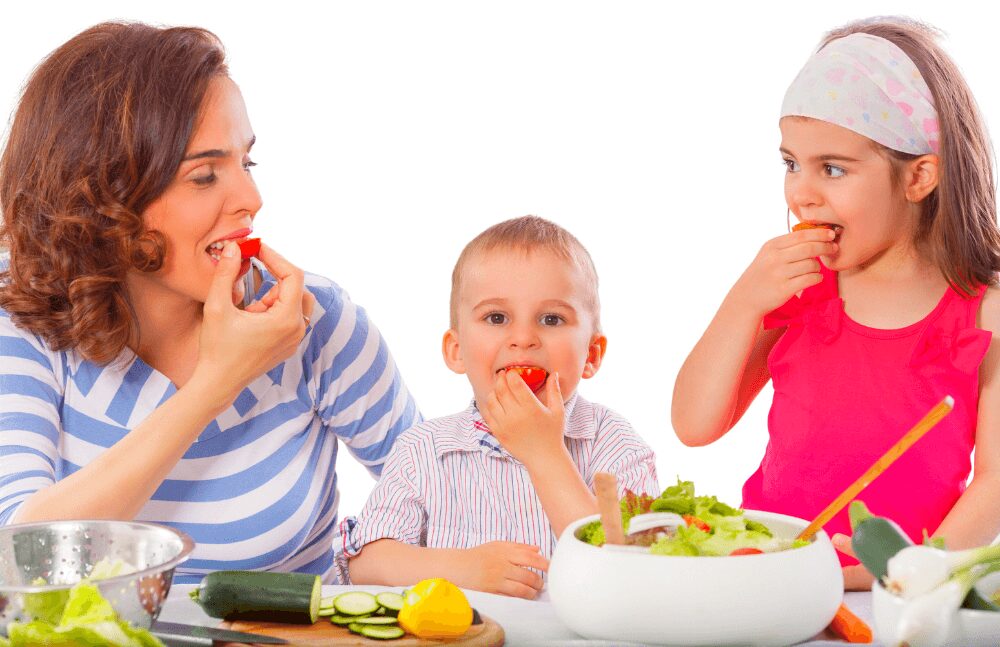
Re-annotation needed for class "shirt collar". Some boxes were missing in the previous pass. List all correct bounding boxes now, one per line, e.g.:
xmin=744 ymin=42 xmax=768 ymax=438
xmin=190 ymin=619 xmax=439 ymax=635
xmin=435 ymin=392 xmax=591 ymax=458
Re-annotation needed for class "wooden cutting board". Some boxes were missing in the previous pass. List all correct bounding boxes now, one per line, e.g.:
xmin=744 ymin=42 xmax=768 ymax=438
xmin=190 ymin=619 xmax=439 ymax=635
xmin=219 ymin=615 xmax=504 ymax=646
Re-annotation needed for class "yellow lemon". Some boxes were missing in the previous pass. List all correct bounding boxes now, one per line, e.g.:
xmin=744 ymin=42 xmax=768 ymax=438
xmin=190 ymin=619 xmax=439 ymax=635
xmin=397 ymin=578 xmax=473 ymax=638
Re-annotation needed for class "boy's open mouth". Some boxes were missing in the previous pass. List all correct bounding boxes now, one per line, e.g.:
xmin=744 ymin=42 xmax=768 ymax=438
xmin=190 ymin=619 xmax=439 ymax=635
xmin=497 ymin=365 xmax=548 ymax=392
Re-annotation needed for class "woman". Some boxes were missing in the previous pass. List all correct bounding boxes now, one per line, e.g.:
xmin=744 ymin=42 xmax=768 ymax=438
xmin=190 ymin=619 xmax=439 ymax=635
xmin=0 ymin=22 xmax=419 ymax=583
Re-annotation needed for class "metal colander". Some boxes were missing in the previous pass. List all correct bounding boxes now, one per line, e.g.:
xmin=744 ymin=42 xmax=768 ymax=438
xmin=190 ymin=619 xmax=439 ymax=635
xmin=0 ymin=520 xmax=194 ymax=632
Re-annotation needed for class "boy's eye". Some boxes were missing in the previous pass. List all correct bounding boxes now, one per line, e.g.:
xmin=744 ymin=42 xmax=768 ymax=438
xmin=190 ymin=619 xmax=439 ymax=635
xmin=541 ymin=314 xmax=563 ymax=326
xmin=783 ymin=158 xmax=800 ymax=173
xmin=485 ymin=312 xmax=507 ymax=325
xmin=824 ymin=164 xmax=846 ymax=178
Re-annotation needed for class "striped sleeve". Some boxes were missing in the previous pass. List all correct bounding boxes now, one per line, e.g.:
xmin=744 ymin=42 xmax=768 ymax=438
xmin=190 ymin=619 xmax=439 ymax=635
xmin=0 ymin=312 xmax=63 ymax=525
xmin=589 ymin=407 xmax=660 ymax=498
xmin=307 ymin=276 xmax=420 ymax=477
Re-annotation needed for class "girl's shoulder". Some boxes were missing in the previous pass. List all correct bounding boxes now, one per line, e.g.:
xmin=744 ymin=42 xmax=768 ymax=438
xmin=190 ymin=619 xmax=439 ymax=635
xmin=977 ymin=285 xmax=1000 ymax=334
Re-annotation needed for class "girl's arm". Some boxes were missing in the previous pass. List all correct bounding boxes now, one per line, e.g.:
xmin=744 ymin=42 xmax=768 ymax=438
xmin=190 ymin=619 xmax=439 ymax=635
xmin=672 ymin=228 xmax=838 ymax=446
xmin=11 ymin=243 xmax=314 ymax=523
xmin=932 ymin=290 xmax=1000 ymax=548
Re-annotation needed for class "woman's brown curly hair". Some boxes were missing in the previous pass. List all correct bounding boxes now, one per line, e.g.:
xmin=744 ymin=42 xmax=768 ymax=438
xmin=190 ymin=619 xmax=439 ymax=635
xmin=0 ymin=22 xmax=228 ymax=365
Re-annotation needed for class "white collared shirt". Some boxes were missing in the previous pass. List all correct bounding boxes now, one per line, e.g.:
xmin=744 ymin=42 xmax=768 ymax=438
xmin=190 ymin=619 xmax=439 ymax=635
xmin=338 ymin=393 xmax=658 ymax=580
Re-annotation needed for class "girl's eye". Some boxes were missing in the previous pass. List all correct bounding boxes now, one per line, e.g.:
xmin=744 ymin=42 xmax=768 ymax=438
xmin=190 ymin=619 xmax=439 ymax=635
xmin=783 ymin=158 xmax=800 ymax=173
xmin=486 ymin=312 xmax=507 ymax=325
xmin=824 ymin=164 xmax=846 ymax=178
xmin=541 ymin=314 xmax=564 ymax=326
xmin=243 ymin=159 xmax=257 ymax=172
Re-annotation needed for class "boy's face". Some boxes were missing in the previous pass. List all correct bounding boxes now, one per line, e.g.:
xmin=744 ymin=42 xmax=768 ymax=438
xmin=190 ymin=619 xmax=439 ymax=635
xmin=443 ymin=247 xmax=606 ymax=409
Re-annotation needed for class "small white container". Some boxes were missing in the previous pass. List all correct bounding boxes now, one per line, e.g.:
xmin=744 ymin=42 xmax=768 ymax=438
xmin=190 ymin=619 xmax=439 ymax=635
xmin=872 ymin=573 xmax=1000 ymax=647
xmin=548 ymin=510 xmax=843 ymax=646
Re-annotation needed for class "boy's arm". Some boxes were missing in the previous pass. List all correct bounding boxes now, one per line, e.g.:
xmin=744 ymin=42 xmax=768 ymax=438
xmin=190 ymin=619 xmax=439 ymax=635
xmin=349 ymin=539 xmax=548 ymax=600
xmin=588 ymin=411 xmax=659 ymax=498
xmin=481 ymin=371 xmax=597 ymax=538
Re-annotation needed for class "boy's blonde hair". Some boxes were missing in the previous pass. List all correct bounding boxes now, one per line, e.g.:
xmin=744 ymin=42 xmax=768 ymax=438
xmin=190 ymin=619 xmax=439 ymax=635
xmin=449 ymin=216 xmax=601 ymax=331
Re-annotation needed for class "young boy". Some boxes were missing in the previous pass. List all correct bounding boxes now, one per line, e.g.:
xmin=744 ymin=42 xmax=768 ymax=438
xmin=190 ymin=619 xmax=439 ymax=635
xmin=340 ymin=216 xmax=657 ymax=599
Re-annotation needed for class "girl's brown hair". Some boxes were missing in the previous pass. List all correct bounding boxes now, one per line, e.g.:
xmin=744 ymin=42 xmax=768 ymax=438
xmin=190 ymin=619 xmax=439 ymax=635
xmin=0 ymin=22 xmax=227 ymax=364
xmin=821 ymin=17 xmax=1000 ymax=295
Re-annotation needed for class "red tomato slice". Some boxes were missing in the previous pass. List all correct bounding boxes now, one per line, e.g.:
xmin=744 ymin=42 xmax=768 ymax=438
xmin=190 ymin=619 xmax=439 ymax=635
xmin=682 ymin=515 xmax=711 ymax=532
xmin=508 ymin=366 xmax=548 ymax=392
xmin=729 ymin=547 xmax=764 ymax=556
xmin=238 ymin=238 xmax=261 ymax=260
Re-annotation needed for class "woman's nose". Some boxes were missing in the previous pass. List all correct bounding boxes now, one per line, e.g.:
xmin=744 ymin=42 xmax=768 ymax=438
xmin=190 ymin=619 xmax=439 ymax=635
xmin=228 ymin=166 xmax=263 ymax=218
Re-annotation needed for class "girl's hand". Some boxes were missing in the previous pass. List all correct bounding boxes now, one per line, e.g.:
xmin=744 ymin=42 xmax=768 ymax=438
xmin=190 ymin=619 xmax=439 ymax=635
xmin=480 ymin=370 xmax=565 ymax=469
xmin=461 ymin=542 xmax=548 ymax=599
xmin=194 ymin=241 xmax=315 ymax=405
xmin=832 ymin=532 xmax=876 ymax=591
xmin=728 ymin=228 xmax=838 ymax=319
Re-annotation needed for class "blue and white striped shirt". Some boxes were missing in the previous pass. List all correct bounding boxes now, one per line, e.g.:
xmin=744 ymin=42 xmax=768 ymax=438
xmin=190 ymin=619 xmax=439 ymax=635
xmin=339 ymin=394 xmax=658 ymax=581
xmin=0 ymin=261 xmax=419 ymax=584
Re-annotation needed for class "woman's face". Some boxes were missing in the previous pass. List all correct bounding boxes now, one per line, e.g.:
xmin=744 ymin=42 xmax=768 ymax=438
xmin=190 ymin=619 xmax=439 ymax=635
xmin=138 ymin=76 xmax=261 ymax=306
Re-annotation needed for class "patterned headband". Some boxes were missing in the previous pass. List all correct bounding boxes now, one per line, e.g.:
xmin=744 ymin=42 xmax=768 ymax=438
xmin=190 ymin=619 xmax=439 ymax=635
xmin=781 ymin=33 xmax=939 ymax=155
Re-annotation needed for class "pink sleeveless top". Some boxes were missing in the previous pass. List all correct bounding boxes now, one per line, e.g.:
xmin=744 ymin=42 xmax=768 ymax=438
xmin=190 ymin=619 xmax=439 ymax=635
xmin=742 ymin=263 xmax=991 ymax=563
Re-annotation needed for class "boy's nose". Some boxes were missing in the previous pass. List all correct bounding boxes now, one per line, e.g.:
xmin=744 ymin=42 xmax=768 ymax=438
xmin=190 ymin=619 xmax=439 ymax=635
xmin=507 ymin=324 xmax=540 ymax=349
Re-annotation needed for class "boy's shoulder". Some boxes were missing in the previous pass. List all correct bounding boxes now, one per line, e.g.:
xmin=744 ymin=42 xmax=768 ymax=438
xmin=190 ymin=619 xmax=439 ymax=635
xmin=565 ymin=394 xmax=637 ymax=438
xmin=391 ymin=406 xmax=481 ymax=453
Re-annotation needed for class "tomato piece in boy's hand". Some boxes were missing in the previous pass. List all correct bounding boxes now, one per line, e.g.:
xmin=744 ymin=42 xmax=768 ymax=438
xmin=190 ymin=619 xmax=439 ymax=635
xmin=506 ymin=366 xmax=548 ymax=392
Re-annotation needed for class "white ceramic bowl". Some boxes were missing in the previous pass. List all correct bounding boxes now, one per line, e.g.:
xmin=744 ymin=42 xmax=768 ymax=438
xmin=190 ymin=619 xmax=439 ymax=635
xmin=548 ymin=510 xmax=843 ymax=646
xmin=872 ymin=572 xmax=1000 ymax=646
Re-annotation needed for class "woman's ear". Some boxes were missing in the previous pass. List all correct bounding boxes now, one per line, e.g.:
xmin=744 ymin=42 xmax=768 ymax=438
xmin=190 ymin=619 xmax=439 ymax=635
xmin=905 ymin=154 xmax=940 ymax=203
xmin=581 ymin=334 xmax=608 ymax=379
xmin=441 ymin=329 xmax=466 ymax=374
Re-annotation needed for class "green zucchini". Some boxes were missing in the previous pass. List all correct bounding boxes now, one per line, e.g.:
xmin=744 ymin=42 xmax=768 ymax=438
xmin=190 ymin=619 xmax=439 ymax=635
xmin=332 ymin=591 xmax=379 ymax=616
xmin=348 ymin=623 xmax=406 ymax=640
xmin=849 ymin=502 xmax=912 ymax=581
xmin=353 ymin=616 xmax=399 ymax=626
xmin=375 ymin=592 xmax=404 ymax=613
xmin=330 ymin=613 xmax=368 ymax=626
xmin=189 ymin=570 xmax=321 ymax=624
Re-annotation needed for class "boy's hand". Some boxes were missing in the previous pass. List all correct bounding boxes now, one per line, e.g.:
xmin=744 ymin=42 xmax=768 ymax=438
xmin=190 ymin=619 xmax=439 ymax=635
xmin=480 ymin=370 xmax=565 ymax=468
xmin=728 ymin=228 xmax=838 ymax=319
xmin=461 ymin=542 xmax=549 ymax=599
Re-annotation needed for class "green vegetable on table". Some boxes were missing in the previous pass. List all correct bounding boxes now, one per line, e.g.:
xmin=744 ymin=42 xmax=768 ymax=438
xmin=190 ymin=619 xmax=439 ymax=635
xmin=190 ymin=570 xmax=322 ymax=623
xmin=4 ymin=583 xmax=162 ymax=647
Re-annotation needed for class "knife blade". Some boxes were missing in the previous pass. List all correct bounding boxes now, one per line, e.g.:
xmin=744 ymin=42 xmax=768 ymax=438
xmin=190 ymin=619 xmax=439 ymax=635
xmin=151 ymin=620 xmax=288 ymax=645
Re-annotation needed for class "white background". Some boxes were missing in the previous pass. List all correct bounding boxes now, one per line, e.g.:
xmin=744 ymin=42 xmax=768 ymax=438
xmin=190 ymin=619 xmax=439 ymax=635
xmin=3 ymin=1 xmax=997 ymax=519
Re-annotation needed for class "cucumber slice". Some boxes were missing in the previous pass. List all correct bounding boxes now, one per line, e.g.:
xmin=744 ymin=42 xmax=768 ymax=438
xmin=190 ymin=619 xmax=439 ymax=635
xmin=353 ymin=616 xmax=399 ymax=625
xmin=333 ymin=591 xmax=380 ymax=616
xmin=375 ymin=592 xmax=404 ymax=612
xmin=317 ymin=607 xmax=338 ymax=617
xmin=330 ymin=614 xmax=369 ymax=626
xmin=348 ymin=623 xmax=406 ymax=640
xmin=320 ymin=596 xmax=337 ymax=609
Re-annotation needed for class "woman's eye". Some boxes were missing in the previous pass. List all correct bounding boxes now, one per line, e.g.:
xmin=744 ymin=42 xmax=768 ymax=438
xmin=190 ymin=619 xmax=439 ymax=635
xmin=783 ymin=158 xmax=800 ymax=173
xmin=486 ymin=313 xmax=507 ymax=325
xmin=824 ymin=164 xmax=846 ymax=178
xmin=541 ymin=314 xmax=563 ymax=326
xmin=192 ymin=173 xmax=216 ymax=186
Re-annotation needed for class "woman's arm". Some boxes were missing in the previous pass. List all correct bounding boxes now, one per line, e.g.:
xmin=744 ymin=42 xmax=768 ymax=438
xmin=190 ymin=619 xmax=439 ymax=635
xmin=11 ymin=243 xmax=314 ymax=523
xmin=671 ymin=229 xmax=837 ymax=446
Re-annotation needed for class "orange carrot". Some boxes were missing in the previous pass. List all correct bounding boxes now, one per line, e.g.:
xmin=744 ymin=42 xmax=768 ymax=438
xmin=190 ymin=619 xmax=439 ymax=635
xmin=828 ymin=602 xmax=872 ymax=643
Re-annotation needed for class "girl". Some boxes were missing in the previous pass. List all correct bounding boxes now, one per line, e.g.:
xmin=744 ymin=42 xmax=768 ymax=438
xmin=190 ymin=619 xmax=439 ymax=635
xmin=672 ymin=17 xmax=1000 ymax=590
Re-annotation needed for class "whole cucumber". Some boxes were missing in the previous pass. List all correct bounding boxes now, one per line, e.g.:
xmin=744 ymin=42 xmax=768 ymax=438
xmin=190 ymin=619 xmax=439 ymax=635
xmin=189 ymin=570 xmax=321 ymax=624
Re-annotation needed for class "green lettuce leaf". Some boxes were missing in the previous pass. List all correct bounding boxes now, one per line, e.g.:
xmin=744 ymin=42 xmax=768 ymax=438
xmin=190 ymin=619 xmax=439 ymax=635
xmin=22 ymin=578 xmax=69 ymax=626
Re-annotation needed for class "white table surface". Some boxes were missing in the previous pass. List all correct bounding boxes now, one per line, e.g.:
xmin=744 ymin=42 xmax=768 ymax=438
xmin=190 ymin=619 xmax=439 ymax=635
xmin=159 ymin=584 xmax=879 ymax=646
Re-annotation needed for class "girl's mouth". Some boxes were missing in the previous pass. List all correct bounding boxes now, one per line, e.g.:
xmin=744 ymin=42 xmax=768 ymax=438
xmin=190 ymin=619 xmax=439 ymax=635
xmin=793 ymin=221 xmax=843 ymax=243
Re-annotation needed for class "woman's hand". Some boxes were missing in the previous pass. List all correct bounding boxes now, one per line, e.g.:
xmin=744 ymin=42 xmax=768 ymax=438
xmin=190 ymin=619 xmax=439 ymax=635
xmin=194 ymin=241 xmax=315 ymax=406
xmin=727 ymin=228 xmax=838 ymax=319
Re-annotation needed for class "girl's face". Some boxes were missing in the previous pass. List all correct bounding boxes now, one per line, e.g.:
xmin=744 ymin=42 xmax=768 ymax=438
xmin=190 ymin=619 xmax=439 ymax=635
xmin=136 ymin=76 xmax=262 ymax=306
xmin=780 ymin=116 xmax=915 ymax=273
